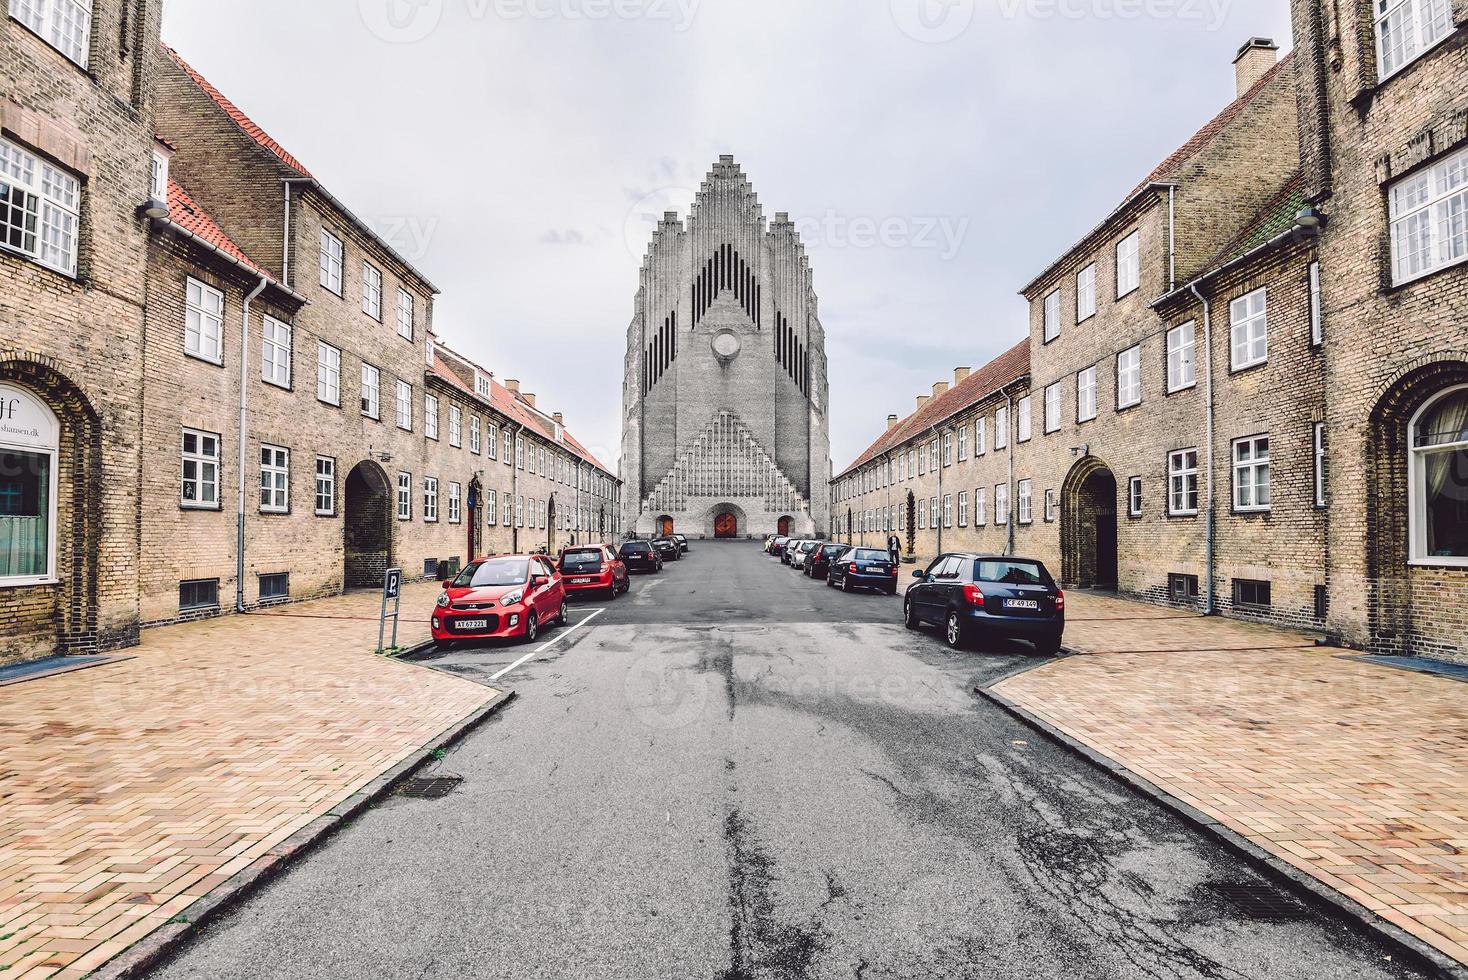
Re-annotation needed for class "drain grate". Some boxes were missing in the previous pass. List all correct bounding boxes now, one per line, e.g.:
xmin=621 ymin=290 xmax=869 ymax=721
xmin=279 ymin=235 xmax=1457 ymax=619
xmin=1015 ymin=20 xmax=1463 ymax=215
xmin=1210 ymin=883 xmax=1303 ymax=920
xmin=395 ymin=776 xmax=462 ymax=799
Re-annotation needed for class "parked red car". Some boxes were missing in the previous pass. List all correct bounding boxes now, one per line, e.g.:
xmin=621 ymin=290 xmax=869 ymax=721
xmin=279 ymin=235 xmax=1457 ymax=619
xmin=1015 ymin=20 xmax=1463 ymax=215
xmin=558 ymin=544 xmax=629 ymax=600
xmin=432 ymin=554 xmax=567 ymax=646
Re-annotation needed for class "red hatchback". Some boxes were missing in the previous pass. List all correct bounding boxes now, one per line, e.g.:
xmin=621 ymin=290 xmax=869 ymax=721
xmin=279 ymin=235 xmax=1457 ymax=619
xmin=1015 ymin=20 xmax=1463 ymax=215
xmin=432 ymin=554 xmax=567 ymax=646
xmin=558 ymin=544 xmax=629 ymax=600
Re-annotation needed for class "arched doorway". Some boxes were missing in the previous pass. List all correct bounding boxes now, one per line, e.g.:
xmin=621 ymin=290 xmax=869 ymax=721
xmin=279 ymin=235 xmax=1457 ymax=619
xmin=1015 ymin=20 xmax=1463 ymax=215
xmin=777 ymin=515 xmax=792 ymax=536
xmin=1060 ymin=456 xmax=1118 ymax=588
xmin=344 ymin=460 xmax=392 ymax=588
xmin=715 ymin=513 xmax=738 ymax=538
xmin=658 ymin=514 xmax=675 ymax=536
xmin=709 ymin=503 xmax=745 ymax=539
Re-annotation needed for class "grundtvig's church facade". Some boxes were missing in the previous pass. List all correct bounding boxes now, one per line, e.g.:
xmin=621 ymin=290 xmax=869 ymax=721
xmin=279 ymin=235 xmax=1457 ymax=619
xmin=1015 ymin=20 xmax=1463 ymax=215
xmin=619 ymin=157 xmax=831 ymax=540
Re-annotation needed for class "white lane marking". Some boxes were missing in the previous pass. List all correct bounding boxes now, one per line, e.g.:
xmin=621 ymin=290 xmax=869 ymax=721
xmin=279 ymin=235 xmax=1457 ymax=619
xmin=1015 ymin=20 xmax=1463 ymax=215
xmin=488 ymin=607 xmax=606 ymax=682
xmin=633 ymin=578 xmax=665 ymax=606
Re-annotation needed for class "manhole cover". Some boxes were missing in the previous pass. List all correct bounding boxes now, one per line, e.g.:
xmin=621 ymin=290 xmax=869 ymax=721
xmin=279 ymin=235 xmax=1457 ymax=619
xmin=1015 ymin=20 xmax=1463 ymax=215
xmin=396 ymin=776 xmax=462 ymax=799
xmin=1210 ymin=883 xmax=1303 ymax=920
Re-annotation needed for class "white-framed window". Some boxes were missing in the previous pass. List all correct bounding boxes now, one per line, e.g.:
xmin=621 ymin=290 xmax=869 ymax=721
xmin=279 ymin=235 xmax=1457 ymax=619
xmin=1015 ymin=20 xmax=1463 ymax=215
xmin=8 ymin=0 xmax=93 ymax=66
xmin=315 ymin=456 xmax=335 ymax=516
xmin=995 ymin=483 xmax=1010 ymax=525
xmin=423 ymin=476 xmax=439 ymax=522
xmin=958 ymin=490 xmax=969 ymax=527
xmin=319 ymin=229 xmax=343 ymax=295
xmin=150 ymin=147 xmax=170 ymax=201
xmin=0 ymin=136 xmax=81 ymax=275
xmin=1017 ymin=479 xmax=1032 ymax=524
xmin=1167 ymin=322 xmax=1196 ymax=392
xmin=929 ymin=440 xmax=939 ymax=471
xmin=1044 ymin=382 xmax=1061 ymax=433
xmin=1115 ymin=230 xmax=1140 ymax=297
xmin=503 ymin=428 xmax=513 ymax=464
xmin=1117 ymin=345 xmax=1142 ymax=408
xmin=908 ymin=449 xmax=917 ymax=475
xmin=181 ymin=428 xmax=220 ymax=509
xmin=1077 ymin=367 xmax=1097 ymax=422
xmin=918 ymin=498 xmax=928 ymax=529
xmin=1230 ymin=287 xmax=1268 ymax=370
xmin=316 ymin=342 xmax=341 ymax=406
xmin=469 ymin=415 xmax=481 ymax=454
xmin=360 ymin=363 xmax=380 ymax=419
xmin=259 ymin=444 xmax=289 ymax=513
xmin=397 ymin=472 xmax=412 ymax=520
xmin=995 ymin=406 xmax=1009 ymax=449
xmin=487 ymin=423 xmax=499 ymax=460
xmin=1232 ymin=435 xmax=1271 ymax=512
xmin=1409 ymin=385 xmax=1468 ymax=563
xmin=1043 ymin=289 xmax=1060 ymax=342
xmin=1127 ymin=476 xmax=1142 ymax=517
xmin=425 ymin=394 xmax=439 ymax=439
xmin=1308 ymin=262 xmax=1322 ymax=345
xmin=449 ymin=405 xmax=462 ymax=447
xmin=515 ymin=494 xmax=525 ymax=528
xmin=943 ymin=493 xmax=953 ymax=528
xmin=975 ymin=417 xmax=986 ymax=456
xmin=1017 ymin=396 xmax=1032 ymax=442
xmin=957 ymin=425 xmax=969 ymax=461
xmin=1044 ymin=488 xmax=1057 ymax=522
xmin=503 ymin=493 xmax=513 ymax=526
xmin=516 ymin=435 xmax=525 ymax=469
xmin=396 ymin=289 xmax=414 ymax=340
xmin=260 ymin=315 xmax=291 ymax=388
xmin=1313 ymin=422 xmax=1327 ymax=508
xmin=475 ymin=372 xmax=492 ymax=399
xmin=918 ymin=446 xmax=927 ymax=476
xmin=0 ymin=383 xmax=59 ymax=584
xmin=943 ymin=431 xmax=954 ymax=466
xmin=362 ymin=262 xmax=383 ymax=320
xmin=1389 ymin=145 xmax=1468 ymax=285
xmin=485 ymin=489 xmax=498 ymax=526
xmin=1169 ymin=449 xmax=1199 ymax=515
xmin=184 ymin=278 xmax=225 ymax=364
xmin=976 ymin=487 xmax=988 ymax=525
xmin=395 ymin=380 xmax=412 ymax=431
xmin=1374 ymin=0 xmax=1453 ymax=81
xmin=1076 ymin=263 xmax=1096 ymax=321
xmin=448 ymin=481 xmax=461 ymax=524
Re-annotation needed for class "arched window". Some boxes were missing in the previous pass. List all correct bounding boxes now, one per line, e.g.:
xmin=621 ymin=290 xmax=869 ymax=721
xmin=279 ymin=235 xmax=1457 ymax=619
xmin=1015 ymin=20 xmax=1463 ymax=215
xmin=0 ymin=384 xmax=59 ymax=585
xmin=1410 ymin=384 xmax=1468 ymax=564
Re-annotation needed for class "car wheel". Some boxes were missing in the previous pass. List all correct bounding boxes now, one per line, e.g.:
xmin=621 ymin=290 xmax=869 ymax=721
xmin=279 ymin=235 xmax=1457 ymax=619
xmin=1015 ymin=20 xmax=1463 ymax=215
xmin=886 ymin=585 xmax=898 ymax=596
xmin=556 ymin=603 xmax=568 ymax=627
xmin=945 ymin=611 xmax=967 ymax=650
xmin=523 ymin=612 xmax=539 ymax=644
xmin=841 ymin=575 xmax=853 ymax=594
xmin=904 ymin=598 xmax=919 ymax=630
xmin=607 ymin=583 xmax=619 ymax=601
xmin=1035 ymin=638 xmax=1062 ymax=656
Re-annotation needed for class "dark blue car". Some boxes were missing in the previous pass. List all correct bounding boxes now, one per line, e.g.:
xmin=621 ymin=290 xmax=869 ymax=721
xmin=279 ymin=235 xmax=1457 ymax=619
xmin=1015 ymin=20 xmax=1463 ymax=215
xmin=826 ymin=547 xmax=898 ymax=595
xmin=904 ymin=553 xmax=1064 ymax=654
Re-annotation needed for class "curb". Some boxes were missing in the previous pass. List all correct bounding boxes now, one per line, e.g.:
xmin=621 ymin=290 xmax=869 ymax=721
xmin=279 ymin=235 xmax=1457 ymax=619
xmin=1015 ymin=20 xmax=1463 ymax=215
xmin=92 ymin=688 xmax=516 ymax=980
xmin=975 ymin=683 xmax=1467 ymax=980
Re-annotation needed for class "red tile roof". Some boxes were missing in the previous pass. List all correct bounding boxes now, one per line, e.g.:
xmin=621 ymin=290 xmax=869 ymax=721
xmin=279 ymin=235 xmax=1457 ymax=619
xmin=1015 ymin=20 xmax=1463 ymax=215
xmin=428 ymin=351 xmax=616 ymax=478
xmin=165 ymin=177 xmax=266 ymax=276
xmin=162 ymin=45 xmax=312 ymax=178
xmin=835 ymin=339 xmax=1030 ymax=479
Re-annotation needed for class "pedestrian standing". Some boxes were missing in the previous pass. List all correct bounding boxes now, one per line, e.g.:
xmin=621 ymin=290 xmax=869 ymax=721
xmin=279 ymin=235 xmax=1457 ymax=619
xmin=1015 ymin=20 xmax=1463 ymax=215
xmin=887 ymin=532 xmax=901 ymax=570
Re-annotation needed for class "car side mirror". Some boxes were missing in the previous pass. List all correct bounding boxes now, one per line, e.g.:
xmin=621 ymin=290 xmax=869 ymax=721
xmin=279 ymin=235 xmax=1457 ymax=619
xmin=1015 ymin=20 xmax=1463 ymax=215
xmin=911 ymin=570 xmax=923 ymax=579
xmin=532 ymin=575 xmax=548 ymax=587
xmin=441 ymin=580 xmax=452 ymax=589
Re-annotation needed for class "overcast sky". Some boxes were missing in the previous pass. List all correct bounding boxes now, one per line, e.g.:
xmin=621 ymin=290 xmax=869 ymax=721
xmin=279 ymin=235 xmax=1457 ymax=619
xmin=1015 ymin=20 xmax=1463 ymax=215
xmin=162 ymin=0 xmax=1292 ymax=473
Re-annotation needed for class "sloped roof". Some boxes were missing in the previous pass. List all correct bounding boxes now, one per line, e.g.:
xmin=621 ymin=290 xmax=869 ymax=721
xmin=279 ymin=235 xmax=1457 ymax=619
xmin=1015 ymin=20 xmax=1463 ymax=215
xmin=836 ymin=339 xmax=1030 ymax=479
xmin=162 ymin=45 xmax=313 ymax=177
xmin=165 ymin=177 xmax=266 ymax=275
xmin=427 ymin=350 xmax=616 ymax=478
xmin=1206 ymin=170 xmax=1306 ymax=266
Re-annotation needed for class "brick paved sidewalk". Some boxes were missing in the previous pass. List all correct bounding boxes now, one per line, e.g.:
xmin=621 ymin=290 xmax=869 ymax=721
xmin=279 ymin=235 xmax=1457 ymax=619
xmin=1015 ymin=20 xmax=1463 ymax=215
xmin=0 ymin=583 xmax=496 ymax=979
xmin=993 ymin=593 xmax=1468 ymax=967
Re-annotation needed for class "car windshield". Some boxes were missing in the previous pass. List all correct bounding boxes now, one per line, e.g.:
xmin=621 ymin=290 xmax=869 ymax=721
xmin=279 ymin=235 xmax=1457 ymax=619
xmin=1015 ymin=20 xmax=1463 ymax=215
xmin=455 ymin=558 xmax=529 ymax=588
xmin=975 ymin=559 xmax=1049 ymax=586
xmin=851 ymin=549 xmax=890 ymax=562
xmin=561 ymin=549 xmax=603 ymax=570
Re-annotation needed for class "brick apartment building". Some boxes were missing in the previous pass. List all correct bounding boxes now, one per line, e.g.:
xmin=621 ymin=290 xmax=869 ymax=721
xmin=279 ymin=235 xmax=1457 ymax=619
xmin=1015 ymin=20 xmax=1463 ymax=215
xmin=0 ymin=3 xmax=619 ymax=666
xmin=834 ymin=27 xmax=1466 ymax=661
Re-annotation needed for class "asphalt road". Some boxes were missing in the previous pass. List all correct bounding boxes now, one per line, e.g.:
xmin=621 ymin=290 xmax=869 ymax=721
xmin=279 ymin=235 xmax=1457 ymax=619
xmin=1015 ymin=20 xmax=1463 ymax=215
xmin=153 ymin=542 xmax=1428 ymax=980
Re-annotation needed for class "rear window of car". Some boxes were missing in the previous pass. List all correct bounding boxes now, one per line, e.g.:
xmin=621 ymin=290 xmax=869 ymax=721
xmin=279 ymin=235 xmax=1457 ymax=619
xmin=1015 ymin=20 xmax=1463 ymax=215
xmin=851 ymin=549 xmax=890 ymax=562
xmin=561 ymin=549 xmax=604 ymax=569
xmin=975 ymin=559 xmax=1051 ymax=586
xmin=621 ymin=543 xmax=650 ymax=555
xmin=800 ymin=541 xmax=820 ymax=552
xmin=821 ymin=545 xmax=848 ymax=557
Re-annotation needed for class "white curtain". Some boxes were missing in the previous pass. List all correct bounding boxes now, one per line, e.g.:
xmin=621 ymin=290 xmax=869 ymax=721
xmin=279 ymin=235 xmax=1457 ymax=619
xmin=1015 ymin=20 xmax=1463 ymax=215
xmin=0 ymin=451 xmax=49 ymax=578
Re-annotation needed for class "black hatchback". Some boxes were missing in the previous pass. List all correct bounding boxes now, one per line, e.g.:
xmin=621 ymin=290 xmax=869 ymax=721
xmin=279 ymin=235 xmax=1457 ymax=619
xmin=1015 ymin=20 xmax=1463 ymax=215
xmin=826 ymin=547 xmax=898 ymax=594
xmin=651 ymin=537 xmax=681 ymax=562
xmin=904 ymin=554 xmax=1063 ymax=654
xmin=805 ymin=542 xmax=849 ymax=580
xmin=618 ymin=540 xmax=663 ymax=574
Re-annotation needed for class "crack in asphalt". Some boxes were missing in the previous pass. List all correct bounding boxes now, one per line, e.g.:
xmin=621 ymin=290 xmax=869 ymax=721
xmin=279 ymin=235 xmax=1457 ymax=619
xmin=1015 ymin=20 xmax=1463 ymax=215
xmin=719 ymin=803 xmax=828 ymax=980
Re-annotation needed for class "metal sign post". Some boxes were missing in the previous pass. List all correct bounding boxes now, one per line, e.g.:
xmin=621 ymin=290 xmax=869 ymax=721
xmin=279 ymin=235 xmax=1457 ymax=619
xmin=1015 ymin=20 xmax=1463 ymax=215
xmin=378 ymin=567 xmax=403 ymax=653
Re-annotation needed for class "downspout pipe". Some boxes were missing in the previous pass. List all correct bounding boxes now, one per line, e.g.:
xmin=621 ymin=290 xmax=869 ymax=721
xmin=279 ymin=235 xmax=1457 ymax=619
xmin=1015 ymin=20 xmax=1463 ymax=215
xmin=281 ymin=181 xmax=291 ymax=287
xmin=511 ymin=424 xmax=525 ymax=553
xmin=1005 ymin=387 xmax=1016 ymax=557
xmin=1190 ymin=282 xmax=1217 ymax=615
xmin=236 ymin=276 xmax=268 ymax=613
xmin=1167 ymin=186 xmax=1177 ymax=292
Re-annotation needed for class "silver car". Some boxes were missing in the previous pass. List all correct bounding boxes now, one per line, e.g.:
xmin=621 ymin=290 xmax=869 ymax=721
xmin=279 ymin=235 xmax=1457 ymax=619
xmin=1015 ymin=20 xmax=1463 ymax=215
xmin=791 ymin=539 xmax=822 ymax=570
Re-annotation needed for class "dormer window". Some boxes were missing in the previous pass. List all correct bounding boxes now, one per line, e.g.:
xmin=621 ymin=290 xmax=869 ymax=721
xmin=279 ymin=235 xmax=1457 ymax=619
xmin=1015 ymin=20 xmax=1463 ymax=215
xmin=475 ymin=372 xmax=492 ymax=399
xmin=9 ymin=0 xmax=92 ymax=67
xmin=150 ymin=147 xmax=171 ymax=202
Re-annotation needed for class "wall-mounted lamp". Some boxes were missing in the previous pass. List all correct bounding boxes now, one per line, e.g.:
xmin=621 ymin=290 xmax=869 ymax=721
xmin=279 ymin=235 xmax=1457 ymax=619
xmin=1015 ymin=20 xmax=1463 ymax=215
xmin=139 ymin=197 xmax=169 ymax=220
xmin=1295 ymin=206 xmax=1327 ymax=235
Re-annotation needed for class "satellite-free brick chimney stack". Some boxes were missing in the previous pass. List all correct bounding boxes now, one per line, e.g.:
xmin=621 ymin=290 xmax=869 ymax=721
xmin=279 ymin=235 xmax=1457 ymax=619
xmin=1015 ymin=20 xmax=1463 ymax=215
xmin=1233 ymin=37 xmax=1278 ymax=97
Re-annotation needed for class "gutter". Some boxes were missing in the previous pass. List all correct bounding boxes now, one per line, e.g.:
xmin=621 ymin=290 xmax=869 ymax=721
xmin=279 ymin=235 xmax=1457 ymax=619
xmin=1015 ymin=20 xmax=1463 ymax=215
xmin=236 ymin=276 xmax=268 ymax=613
xmin=153 ymin=217 xmax=307 ymax=305
xmin=1018 ymin=182 xmax=1177 ymax=298
xmin=283 ymin=178 xmax=442 ymax=296
xmin=1153 ymin=222 xmax=1309 ymax=310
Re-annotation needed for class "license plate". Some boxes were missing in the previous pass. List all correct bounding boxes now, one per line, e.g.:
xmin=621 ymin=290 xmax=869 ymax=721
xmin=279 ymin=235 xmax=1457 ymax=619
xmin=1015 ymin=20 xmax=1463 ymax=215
xmin=457 ymin=619 xmax=489 ymax=630
xmin=1006 ymin=599 xmax=1039 ymax=610
xmin=572 ymin=578 xmax=593 ymax=584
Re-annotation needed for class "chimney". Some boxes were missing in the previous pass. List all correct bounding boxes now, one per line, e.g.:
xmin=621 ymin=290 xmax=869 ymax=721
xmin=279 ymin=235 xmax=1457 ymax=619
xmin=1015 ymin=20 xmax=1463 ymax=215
xmin=522 ymin=392 xmax=536 ymax=408
xmin=932 ymin=381 xmax=949 ymax=399
xmin=1233 ymin=37 xmax=1278 ymax=97
xmin=505 ymin=378 xmax=520 ymax=394
xmin=954 ymin=366 xmax=972 ymax=385
xmin=553 ymin=412 xmax=564 ymax=425
xmin=916 ymin=394 xmax=930 ymax=411
xmin=887 ymin=414 xmax=899 ymax=431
